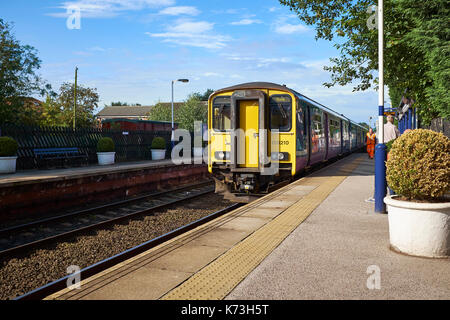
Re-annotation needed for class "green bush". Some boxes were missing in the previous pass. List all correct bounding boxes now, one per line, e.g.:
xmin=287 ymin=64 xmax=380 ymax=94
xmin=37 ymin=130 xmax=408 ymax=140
xmin=385 ymin=138 xmax=397 ymax=153
xmin=0 ymin=137 xmax=18 ymax=157
xmin=386 ymin=129 xmax=450 ymax=200
xmin=151 ymin=137 xmax=166 ymax=149
xmin=97 ymin=137 xmax=115 ymax=152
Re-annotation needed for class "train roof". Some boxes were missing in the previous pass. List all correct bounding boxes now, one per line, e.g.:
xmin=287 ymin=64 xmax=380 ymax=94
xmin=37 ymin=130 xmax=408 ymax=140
xmin=212 ymin=82 xmax=295 ymax=95
xmin=212 ymin=82 xmax=367 ymax=131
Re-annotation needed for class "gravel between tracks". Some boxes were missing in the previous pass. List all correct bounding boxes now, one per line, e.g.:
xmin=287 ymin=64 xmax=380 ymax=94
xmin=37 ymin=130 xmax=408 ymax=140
xmin=0 ymin=194 xmax=233 ymax=300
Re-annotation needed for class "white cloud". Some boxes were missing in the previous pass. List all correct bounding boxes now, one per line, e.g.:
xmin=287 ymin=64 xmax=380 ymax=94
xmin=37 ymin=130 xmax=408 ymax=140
xmin=158 ymin=6 xmax=200 ymax=16
xmin=230 ymin=19 xmax=262 ymax=26
xmin=274 ymin=23 xmax=308 ymax=34
xmin=272 ymin=14 xmax=309 ymax=34
xmin=147 ymin=20 xmax=231 ymax=49
xmin=168 ymin=21 xmax=214 ymax=33
xmin=50 ymin=0 xmax=175 ymax=18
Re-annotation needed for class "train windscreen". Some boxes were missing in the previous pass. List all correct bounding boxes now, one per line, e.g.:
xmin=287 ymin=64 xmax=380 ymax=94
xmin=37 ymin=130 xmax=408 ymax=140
xmin=270 ymin=95 xmax=292 ymax=132
xmin=212 ymin=96 xmax=231 ymax=131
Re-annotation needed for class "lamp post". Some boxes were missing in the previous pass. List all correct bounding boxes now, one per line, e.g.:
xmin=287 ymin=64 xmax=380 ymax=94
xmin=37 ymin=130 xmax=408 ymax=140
xmin=171 ymin=79 xmax=189 ymax=148
xmin=73 ymin=66 xmax=78 ymax=130
xmin=374 ymin=0 xmax=387 ymax=213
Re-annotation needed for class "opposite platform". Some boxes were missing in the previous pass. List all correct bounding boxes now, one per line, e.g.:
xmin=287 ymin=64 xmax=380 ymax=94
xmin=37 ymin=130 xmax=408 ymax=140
xmin=0 ymin=158 xmax=208 ymax=221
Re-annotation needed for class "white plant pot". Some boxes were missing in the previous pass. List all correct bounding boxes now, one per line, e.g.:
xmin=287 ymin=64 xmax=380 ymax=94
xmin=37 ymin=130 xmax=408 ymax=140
xmin=151 ymin=149 xmax=166 ymax=161
xmin=193 ymin=147 xmax=204 ymax=158
xmin=0 ymin=156 xmax=17 ymax=174
xmin=384 ymin=195 xmax=450 ymax=258
xmin=97 ymin=152 xmax=115 ymax=165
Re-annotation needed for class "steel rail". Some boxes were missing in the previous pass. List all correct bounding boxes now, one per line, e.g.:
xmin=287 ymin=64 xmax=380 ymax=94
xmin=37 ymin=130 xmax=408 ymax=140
xmin=15 ymin=203 xmax=242 ymax=300
xmin=0 ymin=183 xmax=214 ymax=259
xmin=0 ymin=181 xmax=213 ymax=236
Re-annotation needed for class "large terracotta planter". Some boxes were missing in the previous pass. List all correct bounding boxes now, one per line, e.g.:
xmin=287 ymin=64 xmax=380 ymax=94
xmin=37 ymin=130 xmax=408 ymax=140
xmin=0 ymin=156 xmax=17 ymax=174
xmin=97 ymin=152 xmax=115 ymax=165
xmin=384 ymin=195 xmax=450 ymax=258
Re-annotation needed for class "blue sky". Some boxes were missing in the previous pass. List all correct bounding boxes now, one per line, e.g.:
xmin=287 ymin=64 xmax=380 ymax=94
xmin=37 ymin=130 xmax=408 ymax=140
xmin=0 ymin=0 xmax=387 ymax=124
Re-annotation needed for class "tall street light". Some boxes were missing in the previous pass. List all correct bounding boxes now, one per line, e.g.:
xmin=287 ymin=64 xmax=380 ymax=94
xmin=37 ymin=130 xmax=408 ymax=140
xmin=374 ymin=0 xmax=387 ymax=213
xmin=171 ymin=79 xmax=189 ymax=148
xmin=73 ymin=66 xmax=78 ymax=130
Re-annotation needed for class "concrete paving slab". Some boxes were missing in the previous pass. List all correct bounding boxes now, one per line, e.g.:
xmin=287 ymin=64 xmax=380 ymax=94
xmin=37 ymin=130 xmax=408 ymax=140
xmin=189 ymin=227 xmax=251 ymax=248
xmin=80 ymin=267 xmax=192 ymax=300
xmin=219 ymin=216 xmax=270 ymax=233
xmin=240 ymin=207 xmax=286 ymax=220
xmin=145 ymin=244 xmax=228 ymax=273
xmin=226 ymin=158 xmax=450 ymax=300
xmin=258 ymin=200 xmax=296 ymax=209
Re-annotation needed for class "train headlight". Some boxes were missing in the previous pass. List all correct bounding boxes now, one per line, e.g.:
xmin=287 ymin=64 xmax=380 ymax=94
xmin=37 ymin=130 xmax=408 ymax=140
xmin=271 ymin=152 xmax=289 ymax=161
xmin=215 ymin=151 xmax=230 ymax=160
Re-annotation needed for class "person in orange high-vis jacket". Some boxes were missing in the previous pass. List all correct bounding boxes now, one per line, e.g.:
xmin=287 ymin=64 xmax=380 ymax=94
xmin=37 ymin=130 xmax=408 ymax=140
xmin=366 ymin=128 xmax=376 ymax=159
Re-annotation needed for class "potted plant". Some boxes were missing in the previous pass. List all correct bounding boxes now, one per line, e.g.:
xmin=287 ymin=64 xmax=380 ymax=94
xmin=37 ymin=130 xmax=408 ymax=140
xmin=384 ymin=129 xmax=450 ymax=258
xmin=193 ymin=134 xmax=204 ymax=159
xmin=0 ymin=137 xmax=18 ymax=174
xmin=151 ymin=137 xmax=166 ymax=161
xmin=97 ymin=137 xmax=115 ymax=165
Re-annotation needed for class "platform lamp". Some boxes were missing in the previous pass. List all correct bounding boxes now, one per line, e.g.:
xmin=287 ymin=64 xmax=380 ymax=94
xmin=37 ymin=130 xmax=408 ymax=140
xmin=171 ymin=79 xmax=189 ymax=149
xmin=374 ymin=0 xmax=387 ymax=213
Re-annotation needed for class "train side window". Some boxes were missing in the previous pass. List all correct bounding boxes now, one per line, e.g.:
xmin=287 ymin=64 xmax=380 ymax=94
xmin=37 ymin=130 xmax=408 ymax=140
xmin=296 ymin=101 xmax=306 ymax=152
xmin=212 ymin=96 xmax=231 ymax=131
xmin=270 ymin=95 xmax=292 ymax=132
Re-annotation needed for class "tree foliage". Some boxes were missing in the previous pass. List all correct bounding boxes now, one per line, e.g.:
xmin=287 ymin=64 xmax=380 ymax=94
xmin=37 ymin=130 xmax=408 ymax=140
xmin=57 ymin=82 xmax=99 ymax=127
xmin=177 ymin=94 xmax=207 ymax=132
xmin=279 ymin=0 xmax=449 ymax=123
xmin=147 ymin=101 xmax=172 ymax=122
xmin=192 ymin=89 xmax=214 ymax=101
xmin=0 ymin=19 xmax=53 ymax=124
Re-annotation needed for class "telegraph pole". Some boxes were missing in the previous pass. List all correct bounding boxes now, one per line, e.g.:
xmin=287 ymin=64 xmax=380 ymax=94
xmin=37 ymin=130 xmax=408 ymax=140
xmin=73 ymin=67 xmax=78 ymax=130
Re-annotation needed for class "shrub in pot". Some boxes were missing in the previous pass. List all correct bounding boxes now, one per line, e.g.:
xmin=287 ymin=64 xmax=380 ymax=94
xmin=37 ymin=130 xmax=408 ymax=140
xmin=0 ymin=137 xmax=18 ymax=174
xmin=385 ymin=129 xmax=450 ymax=258
xmin=151 ymin=137 xmax=166 ymax=161
xmin=97 ymin=137 xmax=115 ymax=165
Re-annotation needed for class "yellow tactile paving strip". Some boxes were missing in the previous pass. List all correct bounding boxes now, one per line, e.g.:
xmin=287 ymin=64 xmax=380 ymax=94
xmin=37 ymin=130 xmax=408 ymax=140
xmin=161 ymin=156 xmax=364 ymax=300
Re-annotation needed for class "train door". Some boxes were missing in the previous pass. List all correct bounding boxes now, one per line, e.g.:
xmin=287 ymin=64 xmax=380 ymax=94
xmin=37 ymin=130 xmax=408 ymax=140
xmin=296 ymin=100 xmax=308 ymax=170
xmin=238 ymin=100 xmax=259 ymax=168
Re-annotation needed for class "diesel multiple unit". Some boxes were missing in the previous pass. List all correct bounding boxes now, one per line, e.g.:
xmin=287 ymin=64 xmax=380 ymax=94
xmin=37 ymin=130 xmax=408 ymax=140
xmin=208 ymin=82 xmax=367 ymax=201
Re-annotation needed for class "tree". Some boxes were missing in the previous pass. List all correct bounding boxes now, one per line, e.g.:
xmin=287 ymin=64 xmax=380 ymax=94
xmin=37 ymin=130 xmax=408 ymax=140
xmin=111 ymin=102 xmax=142 ymax=106
xmin=192 ymin=89 xmax=214 ymax=101
xmin=0 ymin=19 xmax=51 ymax=124
xmin=58 ymin=82 xmax=99 ymax=127
xmin=111 ymin=101 xmax=128 ymax=106
xmin=279 ymin=0 xmax=449 ymax=124
xmin=177 ymin=94 xmax=207 ymax=132
xmin=147 ymin=101 xmax=172 ymax=122
xmin=40 ymin=96 xmax=63 ymax=126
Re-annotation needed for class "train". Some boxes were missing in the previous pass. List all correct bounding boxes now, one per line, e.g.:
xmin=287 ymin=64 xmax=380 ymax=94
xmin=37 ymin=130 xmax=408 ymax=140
xmin=207 ymin=82 xmax=368 ymax=202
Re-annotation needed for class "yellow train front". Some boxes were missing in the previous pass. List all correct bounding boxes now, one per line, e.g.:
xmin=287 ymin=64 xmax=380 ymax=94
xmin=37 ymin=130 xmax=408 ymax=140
xmin=208 ymin=82 xmax=367 ymax=202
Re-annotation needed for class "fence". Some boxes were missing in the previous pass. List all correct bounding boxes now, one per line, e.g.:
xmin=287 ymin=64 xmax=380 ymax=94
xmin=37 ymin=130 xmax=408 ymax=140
xmin=0 ymin=124 xmax=182 ymax=170
xmin=423 ymin=118 xmax=450 ymax=138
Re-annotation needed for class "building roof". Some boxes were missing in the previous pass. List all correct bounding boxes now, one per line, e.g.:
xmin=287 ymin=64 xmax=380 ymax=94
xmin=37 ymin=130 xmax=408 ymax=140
xmin=102 ymin=118 xmax=174 ymax=124
xmin=97 ymin=101 xmax=208 ymax=118
xmin=96 ymin=103 xmax=184 ymax=117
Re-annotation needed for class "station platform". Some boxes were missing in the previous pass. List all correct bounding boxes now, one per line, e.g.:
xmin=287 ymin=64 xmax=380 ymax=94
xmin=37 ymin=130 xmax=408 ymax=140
xmin=45 ymin=154 xmax=449 ymax=300
xmin=0 ymin=158 xmax=208 ymax=221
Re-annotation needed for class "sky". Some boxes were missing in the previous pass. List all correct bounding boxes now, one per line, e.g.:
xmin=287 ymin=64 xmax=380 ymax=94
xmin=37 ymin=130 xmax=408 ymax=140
xmin=0 ymin=0 xmax=388 ymax=124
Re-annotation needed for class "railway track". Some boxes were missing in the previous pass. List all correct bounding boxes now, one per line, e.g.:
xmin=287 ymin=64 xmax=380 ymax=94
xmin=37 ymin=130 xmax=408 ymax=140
xmin=15 ymin=202 xmax=242 ymax=300
xmin=0 ymin=181 xmax=215 ymax=259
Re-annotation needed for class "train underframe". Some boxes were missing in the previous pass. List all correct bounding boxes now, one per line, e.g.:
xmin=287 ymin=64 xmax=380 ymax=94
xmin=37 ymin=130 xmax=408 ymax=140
xmin=212 ymin=167 xmax=293 ymax=203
